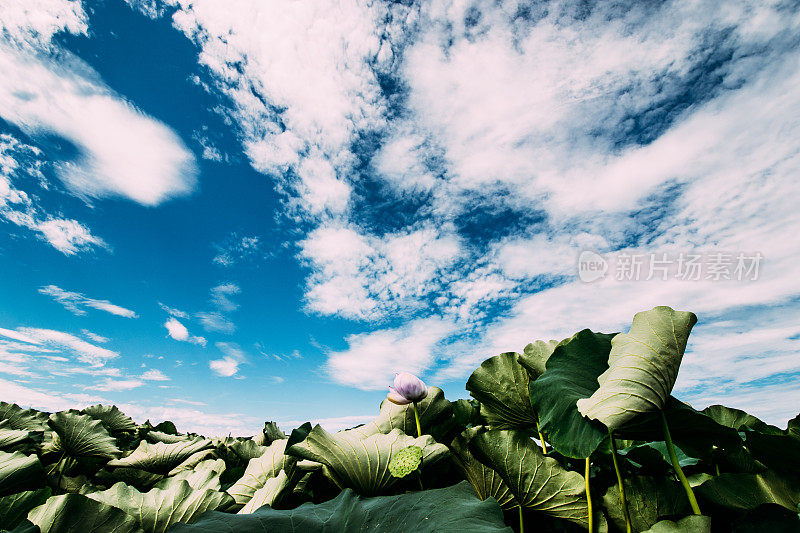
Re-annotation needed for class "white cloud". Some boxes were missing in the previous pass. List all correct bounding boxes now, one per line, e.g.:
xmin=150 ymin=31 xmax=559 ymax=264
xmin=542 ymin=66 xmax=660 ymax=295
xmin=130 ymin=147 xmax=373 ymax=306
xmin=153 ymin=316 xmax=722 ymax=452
xmin=85 ymin=378 xmax=144 ymax=392
xmin=326 ymin=317 xmax=455 ymax=390
xmin=209 ymin=283 xmax=240 ymax=312
xmin=0 ymin=326 xmax=119 ymax=366
xmin=81 ymin=329 xmax=109 ymax=343
xmin=39 ymin=285 xmax=137 ymax=318
xmin=163 ymin=317 xmax=206 ymax=346
xmin=209 ymin=342 xmax=247 ymax=377
xmin=212 ymin=234 xmax=261 ymax=267
xmin=158 ymin=303 xmax=189 ymax=319
xmin=196 ymin=312 xmax=235 ymax=334
xmin=0 ymin=0 xmax=87 ymax=49
xmin=140 ymin=369 xmax=169 ymax=381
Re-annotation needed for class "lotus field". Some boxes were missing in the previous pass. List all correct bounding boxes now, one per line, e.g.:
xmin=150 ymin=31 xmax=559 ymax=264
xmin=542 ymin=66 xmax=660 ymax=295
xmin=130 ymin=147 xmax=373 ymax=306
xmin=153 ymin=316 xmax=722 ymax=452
xmin=0 ymin=306 xmax=798 ymax=532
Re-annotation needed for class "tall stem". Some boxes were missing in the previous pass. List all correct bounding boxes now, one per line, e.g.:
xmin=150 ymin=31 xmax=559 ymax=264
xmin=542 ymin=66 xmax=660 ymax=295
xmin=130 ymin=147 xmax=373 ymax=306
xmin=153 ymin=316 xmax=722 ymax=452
xmin=585 ymin=457 xmax=594 ymax=533
xmin=661 ymin=410 xmax=702 ymax=515
xmin=536 ymin=421 xmax=547 ymax=454
xmin=412 ymin=402 xmax=422 ymax=438
xmin=609 ymin=430 xmax=632 ymax=533
xmin=518 ymin=505 xmax=524 ymax=533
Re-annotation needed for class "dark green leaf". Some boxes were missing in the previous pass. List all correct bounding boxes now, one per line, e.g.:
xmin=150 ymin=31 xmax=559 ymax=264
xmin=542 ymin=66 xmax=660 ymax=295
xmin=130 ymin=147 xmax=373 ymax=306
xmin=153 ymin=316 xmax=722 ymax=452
xmin=27 ymin=493 xmax=142 ymax=533
xmin=0 ymin=452 xmax=45 ymax=497
xmin=603 ymin=475 xmax=691 ymax=531
xmin=47 ymin=412 xmax=120 ymax=459
xmin=467 ymin=352 xmax=537 ymax=430
xmin=0 ymin=489 xmax=51 ymax=530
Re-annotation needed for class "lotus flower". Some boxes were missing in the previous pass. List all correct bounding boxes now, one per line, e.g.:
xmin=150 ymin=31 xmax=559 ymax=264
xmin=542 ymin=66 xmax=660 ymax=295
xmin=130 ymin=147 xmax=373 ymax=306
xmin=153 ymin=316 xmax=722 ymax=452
xmin=387 ymin=372 xmax=429 ymax=405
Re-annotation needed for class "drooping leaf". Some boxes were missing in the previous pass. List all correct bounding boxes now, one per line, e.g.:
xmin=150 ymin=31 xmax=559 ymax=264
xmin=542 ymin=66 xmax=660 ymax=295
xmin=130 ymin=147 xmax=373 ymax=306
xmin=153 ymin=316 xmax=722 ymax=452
xmin=642 ymin=515 xmax=712 ymax=532
xmin=27 ymin=493 xmax=142 ymax=533
xmin=695 ymin=470 xmax=800 ymax=513
xmin=577 ymin=306 xmax=697 ymax=430
xmin=167 ymin=448 xmax=219 ymax=476
xmin=153 ymin=458 xmax=225 ymax=492
xmin=0 ymin=488 xmax=51 ymax=530
xmin=229 ymin=440 xmax=268 ymax=463
xmin=602 ymin=475 xmax=691 ymax=532
xmin=449 ymin=432 xmax=517 ymax=510
xmin=169 ymin=481 xmax=512 ymax=532
xmin=0 ymin=452 xmax=45 ymax=497
xmin=237 ymin=470 xmax=293 ymax=515
xmin=145 ymin=431 xmax=187 ymax=444
xmin=518 ymin=339 xmax=561 ymax=378
xmin=106 ymin=438 xmax=212 ymax=474
xmin=529 ymin=329 xmax=615 ymax=458
xmin=47 ymin=412 xmax=120 ymax=459
xmin=468 ymin=428 xmax=588 ymax=526
xmin=81 ymin=405 xmax=136 ymax=434
xmin=0 ymin=421 xmax=32 ymax=451
xmin=702 ymin=405 xmax=783 ymax=434
xmin=743 ymin=430 xmax=800 ymax=476
xmin=287 ymin=427 xmax=449 ymax=496
xmin=0 ymin=404 xmax=48 ymax=432
xmin=252 ymin=422 xmax=286 ymax=446
xmin=619 ymin=441 xmax=699 ymax=472
xmin=227 ymin=439 xmax=295 ymax=506
xmin=86 ymin=480 xmax=233 ymax=532
xmin=466 ymin=352 xmax=537 ymax=430
xmin=94 ymin=467 xmax=163 ymax=492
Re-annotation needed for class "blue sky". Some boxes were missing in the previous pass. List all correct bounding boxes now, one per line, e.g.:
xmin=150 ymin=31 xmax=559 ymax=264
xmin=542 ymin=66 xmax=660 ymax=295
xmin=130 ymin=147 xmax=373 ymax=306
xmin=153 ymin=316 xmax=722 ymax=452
xmin=1 ymin=0 xmax=799 ymax=435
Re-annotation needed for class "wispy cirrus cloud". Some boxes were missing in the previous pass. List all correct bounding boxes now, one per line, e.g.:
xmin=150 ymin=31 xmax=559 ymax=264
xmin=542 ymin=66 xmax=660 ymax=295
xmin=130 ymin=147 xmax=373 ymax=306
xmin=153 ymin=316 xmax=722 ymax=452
xmin=39 ymin=285 xmax=137 ymax=318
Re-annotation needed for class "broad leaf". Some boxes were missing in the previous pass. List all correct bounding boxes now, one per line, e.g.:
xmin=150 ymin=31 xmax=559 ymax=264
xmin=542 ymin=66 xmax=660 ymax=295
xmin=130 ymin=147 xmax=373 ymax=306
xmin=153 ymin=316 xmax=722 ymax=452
xmin=27 ymin=493 xmax=142 ymax=533
xmin=702 ymin=405 xmax=782 ymax=434
xmin=81 ymin=405 xmax=136 ymax=433
xmin=0 ymin=421 xmax=32 ymax=451
xmin=86 ymin=480 xmax=233 ymax=532
xmin=107 ymin=438 xmax=212 ymax=474
xmin=169 ymin=481 xmax=512 ymax=532
xmin=0 ymin=452 xmax=45 ymax=497
xmin=743 ymin=430 xmax=800 ymax=476
xmin=229 ymin=440 xmax=268 ymax=462
xmin=145 ymin=431 xmax=187 ymax=444
xmin=48 ymin=411 xmax=120 ymax=459
xmin=252 ymin=422 xmax=285 ymax=446
xmin=153 ymin=458 xmax=225 ymax=492
xmin=518 ymin=339 xmax=561 ymax=378
xmin=529 ymin=329 xmax=615 ymax=458
xmin=468 ymin=429 xmax=588 ymax=526
xmin=696 ymin=470 xmax=800 ymax=513
xmin=237 ymin=470 xmax=292 ymax=514
xmin=577 ymin=306 xmax=697 ymax=429
xmin=287 ymin=427 xmax=448 ymax=495
xmin=642 ymin=515 xmax=711 ymax=532
xmin=449 ymin=433 xmax=517 ymax=510
xmin=0 ymin=488 xmax=51 ymax=530
xmin=0 ymin=404 xmax=48 ymax=432
xmin=227 ymin=439 xmax=295 ymax=506
xmin=466 ymin=352 xmax=537 ymax=430
xmin=602 ymin=475 xmax=691 ymax=531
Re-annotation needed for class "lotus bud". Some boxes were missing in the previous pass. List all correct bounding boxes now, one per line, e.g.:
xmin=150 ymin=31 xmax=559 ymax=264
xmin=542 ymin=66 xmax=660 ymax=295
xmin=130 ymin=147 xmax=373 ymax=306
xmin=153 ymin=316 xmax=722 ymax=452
xmin=387 ymin=372 xmax=428 ymax=405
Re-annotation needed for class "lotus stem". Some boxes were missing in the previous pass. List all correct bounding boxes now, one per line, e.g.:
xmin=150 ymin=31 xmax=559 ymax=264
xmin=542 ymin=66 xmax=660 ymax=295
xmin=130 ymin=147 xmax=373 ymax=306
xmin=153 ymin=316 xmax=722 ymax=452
xmin=661 ymin=410 xmax=702 ymax=515
xmin=536 ymin=421 xmax=547 ymax=454
xmin=609 ymin=430 xmax=632 ymax=533
xmin=586 ymin=456 xmax=594 ymax=533
xmin=412 ymin=401 xmax=422 ymax=438
xmin=518 ymin=505 xmax=524 ymax=533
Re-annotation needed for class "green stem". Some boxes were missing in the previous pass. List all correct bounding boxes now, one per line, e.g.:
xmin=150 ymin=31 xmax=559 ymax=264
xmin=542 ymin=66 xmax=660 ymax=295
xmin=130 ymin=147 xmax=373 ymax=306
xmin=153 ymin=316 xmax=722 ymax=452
xmin=536 ymin=421 xmax=547 ymax=455
xmin=661 ymin=410 xmax=702 ymax=515
xmin=518 ymin=505 xmax=524 ymax=533
xmin=586 ymin=457 xmax=594 ymax=533
xmin=412 ymin=402 xmax=422 ymax=438
xmin=609 ymin=430 xmax=632 ymax=533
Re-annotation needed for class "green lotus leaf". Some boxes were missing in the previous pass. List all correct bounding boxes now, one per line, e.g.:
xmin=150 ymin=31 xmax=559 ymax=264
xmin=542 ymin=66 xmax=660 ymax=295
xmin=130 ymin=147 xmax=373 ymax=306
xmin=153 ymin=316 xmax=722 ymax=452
xmin=27 ymin=493 xmax=142 ymax=533
xmin=229 ymin=439 xmax=268 ymax=463
xmin=86 ymin=480 xmax=233 ymax=532
xmin=168 ymin=449 xmax=219 ymax=476
xmin=449 ymin=432 xmax=517 ymax=510
xmin=468 ymin=428 xmax=588 ymax=526
xmin=786 ymin=413 xmax=800 ymax=440
xmin=466 ymin=352 xmax=537 ymax=430
xmin=169 ymin=481 xmax=511 ymax=532
xmin=339 ymin=387 xmax=452 ymax=441
xmin=529 ymin=329 xmax=616 ymax=458
xmin=237 ymin=470 xmax=293 ymax=515
xmin=0 ymin=488 xmax=51 ymax=530
xmin=94 ymin=467 xmax=163 ymax=492
xmin=106 ymin=438 xmax=212 ymax=474
xmin=47 ymin=411 xmax=120 ymax=459
xmin=0 ymin=404 xmax=48 ymax=432
xmin=701 ymin=405 xmax=782 ymax=434
xmin=287 ymin=427 xmax=448 ymax=496
xmin=695 ymin=470 xmax=800 ymax=513
xmin=388 ymin=445 xmax=422 ymax=478
xmin=227 ymin=439 xmax=296 ymax=506
xmin=602 ymin=475 xmax=691 ymax=531
xmin=619 ymin=441 xmax=699 ymax=472
xmin=0 ymin=452 xmax=45 ymax=497
xmin=153 ymin=458 xmax=226 ymax=492
xmin=742 ymin=431 xmax=800 ymax=476
xmin=145 ymin=431 xmax=187 ymax=444
xmin=81 ymin=405 xmax=137 ymax=434
xmin=518 ymin=339 xmax=561 ymax=378
xmin=731 ymin=503 xmax=800 ymax=531
xmin=252 ymin=422 xmax=286 ymax=446
xmin=577 ymin=306 xmax=697 ymax=429
xmin=0 ymin=421 xmax=32 ymax=451
xmin=642 ymin=515 xmax=712 ymax=532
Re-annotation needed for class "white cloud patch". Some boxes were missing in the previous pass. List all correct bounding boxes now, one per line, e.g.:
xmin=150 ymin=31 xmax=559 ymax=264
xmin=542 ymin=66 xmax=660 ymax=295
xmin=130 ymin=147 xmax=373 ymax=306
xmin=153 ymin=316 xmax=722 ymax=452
xmin=81 ymin=329 xmax=109 ymax=343
xmin=212 ymin=234 xmax=261 ymax=267
xmin=209 ymin=342 xmax=247 ymax=377
xmin=85 ymin=378 xmax=144 ymax=392
xmin=0 ymin=326 xmax=118 ymax=366
xmin=140 ymin=369 xmax=169 ymax=381
xmin=209 ymin=283 xmax=240 ymax=313
xmin=39 ymin=285 xmax=137 ymax=318
xmin=163 ymin=317 xmax=206 ymax=346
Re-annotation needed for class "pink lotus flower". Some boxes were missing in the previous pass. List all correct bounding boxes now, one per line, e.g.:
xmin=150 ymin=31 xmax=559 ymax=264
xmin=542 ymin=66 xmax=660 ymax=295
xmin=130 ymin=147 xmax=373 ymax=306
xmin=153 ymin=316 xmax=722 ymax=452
xmin=387 ymin=372 xmax=429 ymax=405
